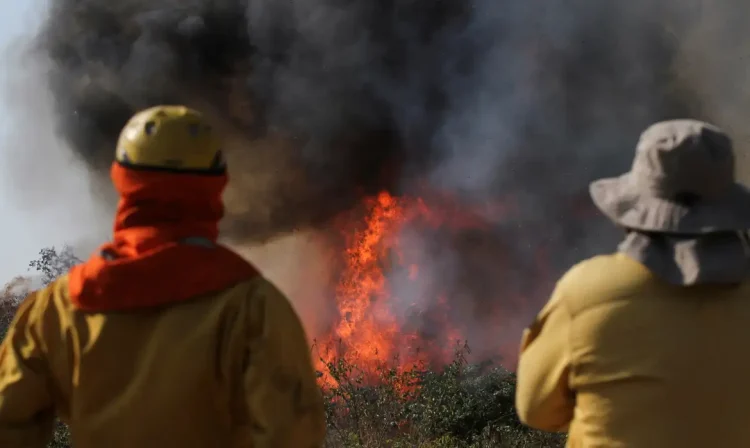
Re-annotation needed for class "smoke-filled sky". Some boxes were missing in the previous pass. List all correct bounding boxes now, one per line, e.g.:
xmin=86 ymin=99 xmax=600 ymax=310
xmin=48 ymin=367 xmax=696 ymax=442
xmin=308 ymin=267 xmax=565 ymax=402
xmin=2 ymin=0 xmax=749 ymax=284
xmin=0 ymin=0 xmax=109 ymax=281
xmin=0 ymin=1 xmax=51 ymax=280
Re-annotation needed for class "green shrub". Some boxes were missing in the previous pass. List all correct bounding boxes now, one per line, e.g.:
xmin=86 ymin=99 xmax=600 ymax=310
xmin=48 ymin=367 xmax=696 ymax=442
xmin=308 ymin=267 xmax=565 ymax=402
xmin=48 ymin=421 xmax=71 ymax=448
xmin=318 ymin=342 xmax=565 ymax=447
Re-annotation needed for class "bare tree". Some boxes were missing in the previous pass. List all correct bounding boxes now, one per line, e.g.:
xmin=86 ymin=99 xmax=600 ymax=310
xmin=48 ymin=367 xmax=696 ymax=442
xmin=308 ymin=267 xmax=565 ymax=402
xmin=28 ymin=246 xmax=81 ymax=286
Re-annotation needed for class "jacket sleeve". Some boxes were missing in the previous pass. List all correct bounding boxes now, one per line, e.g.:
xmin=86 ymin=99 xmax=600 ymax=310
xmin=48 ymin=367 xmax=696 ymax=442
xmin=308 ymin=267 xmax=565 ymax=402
xmin=0 ymin=292 xmax=55 ymax=447
xmin=515 ymin=284 xmax=574 ymax=432
xmin=244 ymin=281 xmax=326 ymax=447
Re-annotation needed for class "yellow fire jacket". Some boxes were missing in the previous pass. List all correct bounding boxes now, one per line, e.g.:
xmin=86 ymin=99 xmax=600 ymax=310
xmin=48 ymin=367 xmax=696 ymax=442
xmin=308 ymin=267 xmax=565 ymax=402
xmin=0 ymin=274 xmax=325 ymax=447
xmin=516 ymin=253 xmax=750 ymax=447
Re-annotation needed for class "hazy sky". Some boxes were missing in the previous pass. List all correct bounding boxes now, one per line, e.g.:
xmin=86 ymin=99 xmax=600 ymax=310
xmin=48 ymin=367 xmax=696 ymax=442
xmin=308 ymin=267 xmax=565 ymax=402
xmin=0 ymin=1 xmax=110 ymax=282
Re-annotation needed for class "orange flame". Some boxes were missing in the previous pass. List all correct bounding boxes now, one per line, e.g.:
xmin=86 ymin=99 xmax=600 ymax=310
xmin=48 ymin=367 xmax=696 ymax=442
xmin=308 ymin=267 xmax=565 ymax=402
xmin=316 ymin=191 xmax=479 ymax=387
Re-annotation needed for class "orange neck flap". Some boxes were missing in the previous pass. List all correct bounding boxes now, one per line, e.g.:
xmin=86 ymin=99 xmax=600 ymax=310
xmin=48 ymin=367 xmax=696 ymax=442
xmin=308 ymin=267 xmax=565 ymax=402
xmin=68 ymin=163 xmax=258 ymax=312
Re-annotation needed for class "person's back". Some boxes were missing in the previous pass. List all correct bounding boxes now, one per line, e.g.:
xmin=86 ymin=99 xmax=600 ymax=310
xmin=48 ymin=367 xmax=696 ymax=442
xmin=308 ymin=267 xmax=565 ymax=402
xmin=1 ymin=274 xmax=323 ymax=447
xmin=516 ymin=120 xmax=750 ymax=447
xmin=0 ymin=105 xmax=325 ymax=447
xmin=545 ymin=253 xmax=750 ymax=447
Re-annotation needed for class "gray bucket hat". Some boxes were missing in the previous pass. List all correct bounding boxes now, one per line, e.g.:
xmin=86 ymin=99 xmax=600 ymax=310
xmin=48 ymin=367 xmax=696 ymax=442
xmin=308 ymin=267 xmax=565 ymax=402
xmin=589 ymin=119 xmax=750 ymax=234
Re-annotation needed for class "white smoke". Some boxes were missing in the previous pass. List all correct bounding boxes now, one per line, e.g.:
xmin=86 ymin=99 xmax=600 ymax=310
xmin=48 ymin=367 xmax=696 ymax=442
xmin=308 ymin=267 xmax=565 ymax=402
xmin=0 ymin=0 xmax=111 ymax=278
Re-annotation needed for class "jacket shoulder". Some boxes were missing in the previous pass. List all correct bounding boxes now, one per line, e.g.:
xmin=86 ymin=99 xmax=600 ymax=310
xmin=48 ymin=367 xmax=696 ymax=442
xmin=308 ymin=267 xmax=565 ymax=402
xmin=39 ymin=275 xmax=77 ymax=315
xmin=554 ymin=253 xmax=654 ymax=314
xmin=3 ymin=276 xmax=71 ymax=350
xmin=14 ymin=276 xmax=70 ymax=316
xmin=226 ymin=275 xmax=286 ymax=304
xmin=234 ymin=276 xmax=301 ymax=320
xmin=558 ymin=253 xmax=650 ymax=282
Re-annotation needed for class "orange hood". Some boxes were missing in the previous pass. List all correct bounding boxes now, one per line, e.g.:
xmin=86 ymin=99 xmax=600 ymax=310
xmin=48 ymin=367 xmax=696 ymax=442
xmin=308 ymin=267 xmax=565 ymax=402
xmin=68 ymin=162 xmax=257 ymax=312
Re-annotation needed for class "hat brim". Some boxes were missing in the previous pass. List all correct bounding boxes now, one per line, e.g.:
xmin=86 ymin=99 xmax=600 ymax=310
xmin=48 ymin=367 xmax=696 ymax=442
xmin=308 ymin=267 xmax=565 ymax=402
xmin=590 ymin=174 xmax=750 ymax=234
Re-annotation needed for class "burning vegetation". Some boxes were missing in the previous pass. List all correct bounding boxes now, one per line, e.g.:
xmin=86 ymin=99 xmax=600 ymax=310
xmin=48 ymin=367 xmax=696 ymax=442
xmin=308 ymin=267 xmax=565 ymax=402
xmin=317 ymin=191 xmax=464 ymax=386
xmin=314 ymin=189 xmax=555 ymax=386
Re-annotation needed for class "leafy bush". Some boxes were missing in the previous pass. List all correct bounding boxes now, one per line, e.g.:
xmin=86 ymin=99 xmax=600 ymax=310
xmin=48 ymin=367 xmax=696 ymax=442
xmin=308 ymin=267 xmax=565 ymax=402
xmin=317 ymin=342 xmax=565 ymax=447
xmin=48 ymin=421 xmax=72 ymax=448
xmin=28 ymin=246 xmax=81 ymax=286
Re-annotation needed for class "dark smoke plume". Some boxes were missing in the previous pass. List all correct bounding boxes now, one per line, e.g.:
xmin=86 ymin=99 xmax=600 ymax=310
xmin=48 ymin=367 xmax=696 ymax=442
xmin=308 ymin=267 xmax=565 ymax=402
xmin=35 ymin=0 xmax=705 ymax=240
xmin=23 ymin=0 xmax=750 ymax=360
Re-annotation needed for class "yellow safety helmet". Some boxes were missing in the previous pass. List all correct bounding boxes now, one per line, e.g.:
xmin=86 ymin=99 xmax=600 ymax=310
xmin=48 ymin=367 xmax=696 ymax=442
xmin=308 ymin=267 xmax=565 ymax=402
xmin=115 ymin=105 xmax=225 ymax=173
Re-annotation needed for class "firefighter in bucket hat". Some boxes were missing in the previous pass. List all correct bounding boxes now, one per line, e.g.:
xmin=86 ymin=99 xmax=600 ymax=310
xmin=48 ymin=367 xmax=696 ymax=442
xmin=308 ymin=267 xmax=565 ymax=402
xmin=0 ymin=106 xmax=325 ymax=447
xmin=515 ymin=119 xmax=750 ymax=447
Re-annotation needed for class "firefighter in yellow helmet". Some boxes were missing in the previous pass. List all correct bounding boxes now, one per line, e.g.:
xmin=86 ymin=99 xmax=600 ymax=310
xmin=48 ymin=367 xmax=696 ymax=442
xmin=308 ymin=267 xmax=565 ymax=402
xmin=0 ymin=106 xmax=326 ymax=447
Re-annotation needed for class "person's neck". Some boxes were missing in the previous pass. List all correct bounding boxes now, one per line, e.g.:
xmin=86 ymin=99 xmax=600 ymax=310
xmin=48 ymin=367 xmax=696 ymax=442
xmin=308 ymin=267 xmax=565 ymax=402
xmin=109 ymin=199 xmax=221 ymax=256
